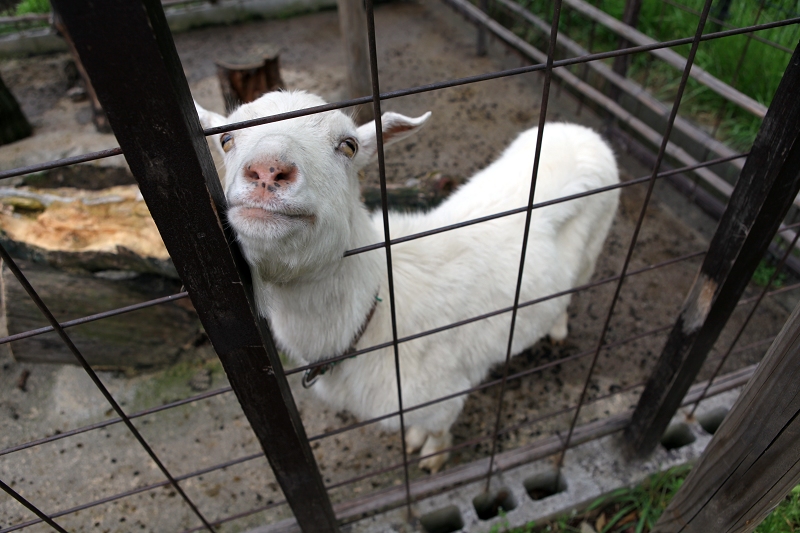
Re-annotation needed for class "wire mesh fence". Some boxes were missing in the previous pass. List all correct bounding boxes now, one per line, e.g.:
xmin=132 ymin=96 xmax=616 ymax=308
xmin=1 ymin=0 xmax=799 ymax=531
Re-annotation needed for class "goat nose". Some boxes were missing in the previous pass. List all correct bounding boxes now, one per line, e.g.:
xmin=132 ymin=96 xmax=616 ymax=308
xmin=244 ymin=161 xmax=297 ymax=186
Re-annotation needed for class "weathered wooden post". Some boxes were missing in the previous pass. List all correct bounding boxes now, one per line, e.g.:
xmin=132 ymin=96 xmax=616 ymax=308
xmin=625 ymin=42 xmax=800 ymax=457
xmin=0 ymin=74 xmax=32 ymax=145
xmin=651 ymin=300 xmax=800 ymax=533
xmin=51 ymin=7 xmax=111 ymax=133
xmin=337 ymin=0 xmax=374 ymax=124
xmin=50 ymin=0 xmax=339 ymax=530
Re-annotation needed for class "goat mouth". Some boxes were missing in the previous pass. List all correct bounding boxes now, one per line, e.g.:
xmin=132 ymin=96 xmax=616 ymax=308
xmin=232 ymin=206 xmax=316 ymax=224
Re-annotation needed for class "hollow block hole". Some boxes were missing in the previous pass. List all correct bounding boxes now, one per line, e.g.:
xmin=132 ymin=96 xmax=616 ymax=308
xmin=472 ymin=487 xmax=518 ymax=520
xmin=523 ymin=471 xmax=567 ymax=501
xmin=420 ymin=505 xmax=464 ymax=533
xmin=697 ymin=406 xmax=729 ymax=435
xmin=660 ymin=422 xmax=696 ymax=450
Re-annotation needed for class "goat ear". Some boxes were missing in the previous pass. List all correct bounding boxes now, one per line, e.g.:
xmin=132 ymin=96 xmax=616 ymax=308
xmin=195 ymin=101 xmax=228 ymax=157
xmin=356 ymin=111 xmax=431 ymax=165
xmin=194 ymin=101 xmax=227 ymax=130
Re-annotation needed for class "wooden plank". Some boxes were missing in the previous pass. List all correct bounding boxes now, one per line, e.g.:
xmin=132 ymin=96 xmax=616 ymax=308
xmin=337 ymin=0 xmax=373 ymax=124
xmin=626 ymin=42 xmax=800 ymax=457
xmin=652 ymin=303 xmax=800 ymax=533
xmin=49 ymin=1 xmax=339 ymax=530
xmin=562 ymin=0 xmax=768 ymax=118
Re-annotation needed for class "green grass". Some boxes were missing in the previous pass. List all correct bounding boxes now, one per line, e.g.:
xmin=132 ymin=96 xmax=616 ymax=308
xmin=752 ymin=258 xmax=788 ymax=288
xmin=13 ymin=0 xmax=50 ymax=15
xmin=493 ymin=467 xmax=800 ymax=533
xmin=506 ymin=0 xmax=800 ymax=151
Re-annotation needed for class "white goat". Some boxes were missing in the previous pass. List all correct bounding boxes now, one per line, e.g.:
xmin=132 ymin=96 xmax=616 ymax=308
xmin=195 ymin=91 xmax=619 ymax=473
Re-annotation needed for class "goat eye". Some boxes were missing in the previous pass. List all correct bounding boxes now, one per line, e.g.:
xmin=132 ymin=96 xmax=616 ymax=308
xmin=338 ymin=138 xmax=357 ymax=159
xmin=220 ymin=133 xmax=234 ymax=153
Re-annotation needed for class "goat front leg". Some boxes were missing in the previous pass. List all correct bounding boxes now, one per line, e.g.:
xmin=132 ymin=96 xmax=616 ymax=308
xmin=418 ymin=430 xmax=452 ymax=473
xmin=404 ymin=426 xmax=428 ymax=454
xmin=548 ymin=310 xmax=569 ymax=346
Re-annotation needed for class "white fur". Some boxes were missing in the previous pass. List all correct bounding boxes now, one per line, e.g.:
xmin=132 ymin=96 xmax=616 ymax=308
xmin=195 ymin=91 xmax=620 ymax=472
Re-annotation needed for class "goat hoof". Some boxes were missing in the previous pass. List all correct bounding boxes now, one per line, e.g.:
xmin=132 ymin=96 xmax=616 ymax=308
xmin=404 ymin=426 xmax=428 ymax=454
xmin=419 ymin=452 xmax=449 ymax=474
xmin=549 ymin=336 xmax=567 ymax=347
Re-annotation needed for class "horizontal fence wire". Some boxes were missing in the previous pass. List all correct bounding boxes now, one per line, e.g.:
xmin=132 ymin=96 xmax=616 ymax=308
xmin=2 ymin=4 xmax=798 ymax=531
xmin=658 ymin=0 xmax=795 ymax=53
xmin=0 ymin=153 xmax=741 ymax=350
xmin=0 ymin=245 xmax=216 ymax=532
xmin=286 ymin=248 xmax=708 ymax=377
xmin=0 ymin=16 xmax=795 ymax=183
xmin=0 ymin=480 xmax=68 ymax=533
xmin=0 ymin=292 xmax=189 ymax=346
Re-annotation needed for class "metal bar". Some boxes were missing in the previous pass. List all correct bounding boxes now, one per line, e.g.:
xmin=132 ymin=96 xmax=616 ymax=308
xmin=561 ymin=0 xmax=768 ymax=118
xmin=659 ymin=0 xmax=794 ymax=53
xmin=0 ymin=246 xmax=214 ymax=531
xmin=287 ymin=248 xmax=705 ymax=377
xmin=0 ymin=16 xmax=795 ymax=183
xmin=308 ymin=322 xmax=673 ymax=443
xmin=0 ymin=479 xmax=69 ymax=533
xmin=342 ymin=153 xmax=744 ymax=258
xmin=0 ymin=291 xmax=189 ymax=346
xmin=688 ymin=217 xmax=800 ymax=417
xmin=559 ymin=0 xmax=716 ymax=467
xmin=0 ymin=147 xmax=123 ymax=181
xmin=48 ymin=0 xmax=338 ymax=530
xmin=0 ymin=450 xmax=267 ymax=533
xmin=627 ymin=42 xmax=800 ymax=457
xmin=0 ymin=385 xmax=231 ymax=458
xmin=178 ymin=500 xmax=288 ymax=533
xmin=363 ymin=0 xmax=413 ymax=516
xmin=485 ymin=0 xmax=562 ymax=489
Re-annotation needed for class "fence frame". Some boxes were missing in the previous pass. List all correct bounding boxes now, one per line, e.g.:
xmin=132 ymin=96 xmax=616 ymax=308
xmin=1 ymin=0 xmax=800 ymax=530
xmin=48 ymin=0 xmax=339 ymax=530
xmin=626 ymin=41 xmax=800 ymax=457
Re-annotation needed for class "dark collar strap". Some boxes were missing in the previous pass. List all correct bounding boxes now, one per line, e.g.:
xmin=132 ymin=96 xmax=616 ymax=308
xmin=302 ymin=295 xmax=379 ymax=388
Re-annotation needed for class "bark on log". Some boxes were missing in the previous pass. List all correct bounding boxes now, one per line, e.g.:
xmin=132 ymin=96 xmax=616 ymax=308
xmin=2 ymin=258 xmax=199 ymax=367
xmin=216 ymin=50 xmax=285 ymax=113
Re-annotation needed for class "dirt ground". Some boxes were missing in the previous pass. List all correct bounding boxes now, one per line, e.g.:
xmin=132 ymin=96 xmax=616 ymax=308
xmin=0 ymin=1 xmax=796 ymax=532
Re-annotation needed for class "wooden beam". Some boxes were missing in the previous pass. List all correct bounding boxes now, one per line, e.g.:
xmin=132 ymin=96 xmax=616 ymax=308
xmin=561 ymin=0 xmax=768 ymax=118
xmin=626 ymin=43 xmax=800 ymax=457
xmin=652 ymin=302 xmax=800 ymax=533
xmin=49 ymin=1 xmax=339 ymax=530
xmin=337 ymin=0 xmax=373 ymax=124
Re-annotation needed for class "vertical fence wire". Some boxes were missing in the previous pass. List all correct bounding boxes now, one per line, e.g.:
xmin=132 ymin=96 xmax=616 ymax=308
xmin=0 ymin=244 xmax=215 ymax=533
xmin=363 ymin=0 xmax=413 ymax=515
xmin=484 ymin=0 xmax=563 ymax=491
xmin=0 ymin=480 xmax=69 ymax=533
xmin=687 ymin=220 xmax=800 ymax=417
xmin=554 ymin=0 xmax=716 ymax=471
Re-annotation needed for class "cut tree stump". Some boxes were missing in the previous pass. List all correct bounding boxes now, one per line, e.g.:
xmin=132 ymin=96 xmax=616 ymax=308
xmin=216 ymin=48 xmax=285 ymax=113
xmin=2 ymin=258 xmax=199 ymax=367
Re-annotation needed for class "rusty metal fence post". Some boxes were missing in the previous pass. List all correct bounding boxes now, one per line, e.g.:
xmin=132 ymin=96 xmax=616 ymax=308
xmin=49 ymin=0 xmax=339 ymax=530
xmin=625 ymin=41 xmax=800 ymax=457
